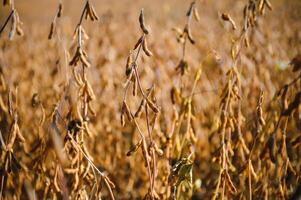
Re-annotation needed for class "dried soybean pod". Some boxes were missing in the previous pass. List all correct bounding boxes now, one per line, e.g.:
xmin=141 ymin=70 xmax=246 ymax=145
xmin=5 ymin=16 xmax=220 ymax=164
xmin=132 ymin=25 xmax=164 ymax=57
xmin=135 ymin=99 xmax=146 ymax=118
xmin=221 ymin=13 xmax=230 ymax=21
xmin=86 ymin=81 xmax=96 ymax=100
xmin=221 ymin=13 xmax=237 ymax=30
xmin=264 ymin=0 xmax=272 ymax=10
xmin=134 ymin=36 xmax=143 ymax=50
xmin=48 ymin=22 xmax=55 ymax=40
xmin=282 ymin=92 xmax=301 ymax=116
xmin=15 ymin=123 xmax=25 ymax=143
xmin=244 ymin=36 xmax=250 ymax=48
xmin=142 ymin=39 xmax=153 ymax=57
xmin=259 ymin=0 xmax=264 ymax=14
xmin=9 ymin=12 xmax=16 ymax=40
xmin=132 ymin=76 xmax=137 ymax=96
xmin=16 ymin=24 xmax=23 ymax=36
xmin=90 ymin=4 xmax=99 ymax=20
xmin=126 ymin=139 xmax=143 ymax=156
xmin=186 ymin=27 xmax=195 ymax=44
xmin=58 ymin=3 xmax=63 ymax=17
xmin=54 ymin=165 xmax=61 ymax=192
xmin=6 ymin=128 xmax=16 ymax=150
xmin=170 ymin=87 xmax=176 ymax=105
xmin=257 ymin=91 xmax=266 ymax=126
xmin=154 ymin=143 xmax=163 ymax=156
xmin=194 ymin=68 xmax=202 ymax=82
xmin=3 ymin=0 xmax=11 ymax=6
xmin=69 ymin=50 xmax=80 ymax=66
xmin=186 ymin=2 xmax=195 ymax=16
xmin=122 ymin=101 xmax=133 ymax=121
xmin=193 ymin=7 xmax=200 ymax=21
xmin=84 ymin=3 xmax=90 ymax=20
xmin=120 ymin=112 xmax=125 ymax=127
xmin=87 ymin=3 xmax=96 ymax=21
xmin=139 ymin=9 xmax=149 ymax=34
xmin=172 ymin=27 xmax=184 ymax=41
xmin=80 ymin=51 xmax=91 ymax=68
xmin=125 ymin=54 xmax=133 ymax=77
xmin=14 ymin=12 xmax=23 ymax=35
xmin=146 ymin=99 xmax=159 ymax=113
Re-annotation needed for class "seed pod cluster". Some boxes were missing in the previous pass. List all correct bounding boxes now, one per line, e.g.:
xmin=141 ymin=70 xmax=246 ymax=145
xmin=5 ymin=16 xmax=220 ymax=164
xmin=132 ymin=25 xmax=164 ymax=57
xmin=69 ymin=47 xmax=90 ymax=68
xmin=259 ymin=0 xmax=272 ymax=15
xmin=173 ymin=1 xmax=199 ymax=47
xmin=176 ymin=59 xmax=189 ymax=75
xmin=173 ymin=0 xmax=200 ymax=80
xmin=5 ymin=10 xmax=23 ymax=40
xmin=84 ymin=2 xmax=99 ymax=21
xmin=69 ymin=26 xmax=91 ymax=68
xmin=243 ymin=0 xmax=272 ymax=31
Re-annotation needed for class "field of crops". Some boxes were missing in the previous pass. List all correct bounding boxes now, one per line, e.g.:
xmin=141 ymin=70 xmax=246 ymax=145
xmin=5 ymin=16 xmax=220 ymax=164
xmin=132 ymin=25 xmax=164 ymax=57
xmin=0 ymin=0 xmax=301 ymax=199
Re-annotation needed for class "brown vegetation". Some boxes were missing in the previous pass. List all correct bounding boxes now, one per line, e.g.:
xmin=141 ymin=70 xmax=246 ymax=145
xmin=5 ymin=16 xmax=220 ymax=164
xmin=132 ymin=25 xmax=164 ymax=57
xmin=0 ymin=0 xmax=301 ymax=199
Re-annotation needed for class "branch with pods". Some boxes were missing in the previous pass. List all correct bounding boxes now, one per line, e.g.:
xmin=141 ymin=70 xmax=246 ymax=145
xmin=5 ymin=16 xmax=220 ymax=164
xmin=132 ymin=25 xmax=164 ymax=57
xmin=46 ymin=0 xmax=115 ymax=199
xmin=212 ymin=0 xmax=272 ymax=199
xmin=0 ymin=88 xmax=26 ymax=200
xmin=162 ymin=1 xmax=203 ymax=199
xmin=68 ymin=1 xmax=115 ymax=199
xmin=173 ymin=1 xmax=199 ymax=76
xmin=121 ymin=9 xmax=163 ymax=200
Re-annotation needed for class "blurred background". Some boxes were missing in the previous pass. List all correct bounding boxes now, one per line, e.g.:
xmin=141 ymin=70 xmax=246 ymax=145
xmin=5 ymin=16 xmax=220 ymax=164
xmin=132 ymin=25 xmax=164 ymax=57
xmin=0 ymin=0 xmax=298 ymax=24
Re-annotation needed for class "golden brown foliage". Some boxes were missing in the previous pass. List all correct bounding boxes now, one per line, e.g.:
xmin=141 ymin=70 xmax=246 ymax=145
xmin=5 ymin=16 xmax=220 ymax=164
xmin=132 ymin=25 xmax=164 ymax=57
xmin=0 ymin=0 xmax=300 ymax=199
